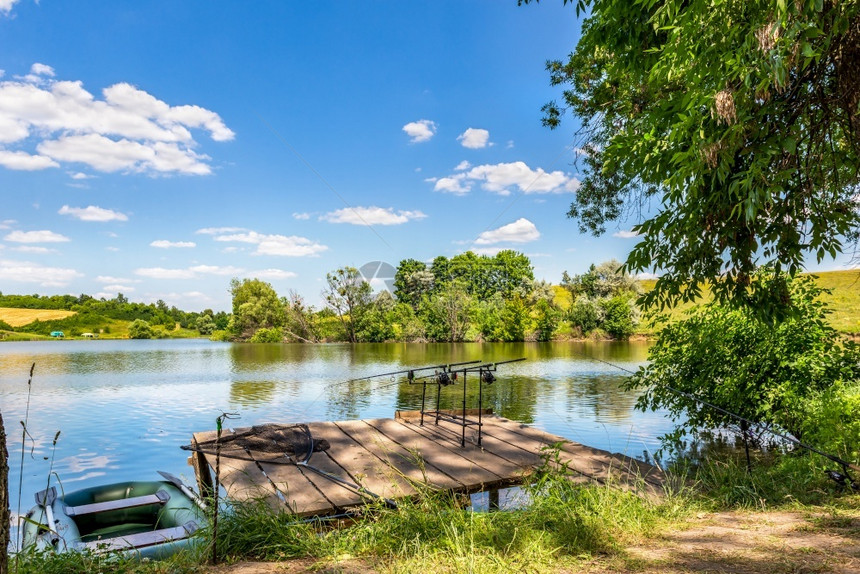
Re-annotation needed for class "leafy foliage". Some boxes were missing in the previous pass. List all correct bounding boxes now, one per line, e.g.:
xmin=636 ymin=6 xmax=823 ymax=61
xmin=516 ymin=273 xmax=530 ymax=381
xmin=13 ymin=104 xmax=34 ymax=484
xmin=229 ymin=278 xmax=285 ymax=340
xmin=529 ymin=0 xmax=860 ymax=316
xmin=627 ymin=271 xmax=860 ymax=450
xmin=324 ymin=267 xmax=373 ymax=343
xmin=128 ymin=319 xmax=154 ymax=339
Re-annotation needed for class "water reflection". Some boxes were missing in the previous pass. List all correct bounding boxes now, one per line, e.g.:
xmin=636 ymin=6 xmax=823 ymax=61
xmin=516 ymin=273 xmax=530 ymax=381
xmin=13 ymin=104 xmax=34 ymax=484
xmin=0 ymin=338 xmax=671 ymax=542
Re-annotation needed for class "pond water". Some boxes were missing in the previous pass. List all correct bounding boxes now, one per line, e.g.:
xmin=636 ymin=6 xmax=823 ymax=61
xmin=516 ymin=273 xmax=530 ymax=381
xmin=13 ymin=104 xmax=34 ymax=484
xmin=0 ymin=339 xmax=673 ymax=532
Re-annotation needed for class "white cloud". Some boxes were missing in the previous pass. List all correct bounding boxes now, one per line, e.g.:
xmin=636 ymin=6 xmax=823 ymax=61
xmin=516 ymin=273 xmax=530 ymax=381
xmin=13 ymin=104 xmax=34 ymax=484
xmin=0 ymin=258 xmax=82 ymax=286
xmin=320 ymin=206 xmax=427 ymax=226
xmin=213 ymin=230 xmax=328 ymax=257
xmin=0 ymin=219 xmax=15 ymax=229
xmin=0 ymin=150 xmax=59 ymax=170
xmin=506 ymin=140 xmax=514 ymax=149
xmin=105 ymin=246 xmax=119 ymax=252
xmin=433 ymin=174 xmax=471 ymax=195
xmin=101 ymin=284 xmax=135 ymax=292
xmin=134 ymin=265 xmax=242 ymax=280
xmin=250 ymin=268 xmax=298 ymax=280
xmin=457 ymin=128 xmax=490 ymax=149
xmin=612 ymin=229 xmax=639 ymax=239
xmin=474 ymin=218 xmax=540 ymax=245
xmin=10 ymin=246 xmax=56 ymax=254
xmin=69 ymin=172 xmax=93 ymax=180
xmin=58 ymin=205 xmax=128 ymax=222
xmin=96 ymin=275 xmax=140 ymax=284
xmin=402 ymin=119 xmax=436 ymax=143
xmin=454 ymin=160 xmax=471 ymax=171
xmin=188 ymin=264 xmax=242 ymax=276
xmin=195 ymin=226 xmax=246 ymax=235
xmin=135 ymin=267 xmax=196 ymax=280
xmin=4 ymin=229 xmax=70 ymax=243
xmin=150 ymin=239 xmax=196 ymax=248
xmin=0 ymin=68 xmax=233 ymax=175
xmin=292 ymin=212 xmax=310 ymax=220
xmin=0 ymin=0 xmax=19 ymax=16
xmin=30 ymin=63 xmax=55 ymax=77
xmin=433 ymin=161 xmax=579 ymax=195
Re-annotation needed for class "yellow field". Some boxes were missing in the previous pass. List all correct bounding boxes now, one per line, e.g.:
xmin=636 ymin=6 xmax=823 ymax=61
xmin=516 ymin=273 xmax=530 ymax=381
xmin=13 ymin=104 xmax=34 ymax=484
xmin=0 ymin=307 xmax=77 ymax=327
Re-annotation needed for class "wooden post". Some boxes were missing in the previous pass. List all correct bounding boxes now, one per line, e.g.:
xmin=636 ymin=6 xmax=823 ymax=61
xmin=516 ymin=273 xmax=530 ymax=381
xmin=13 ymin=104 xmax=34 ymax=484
xmin=190 ymin=437 xmax=214 ymax=499
xmin=1 ymin=412 xmax=9 ymax=574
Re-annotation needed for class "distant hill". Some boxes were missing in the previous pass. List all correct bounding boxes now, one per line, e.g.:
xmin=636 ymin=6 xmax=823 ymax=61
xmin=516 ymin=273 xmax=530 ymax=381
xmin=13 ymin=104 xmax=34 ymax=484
xmin=638 ymin=269 xmax=860 ymax=334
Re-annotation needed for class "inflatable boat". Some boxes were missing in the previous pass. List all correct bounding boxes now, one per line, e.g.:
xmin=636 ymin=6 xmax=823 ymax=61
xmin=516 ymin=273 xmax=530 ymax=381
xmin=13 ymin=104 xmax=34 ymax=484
xmin=22 ymin=472 xmax=206 ymax=559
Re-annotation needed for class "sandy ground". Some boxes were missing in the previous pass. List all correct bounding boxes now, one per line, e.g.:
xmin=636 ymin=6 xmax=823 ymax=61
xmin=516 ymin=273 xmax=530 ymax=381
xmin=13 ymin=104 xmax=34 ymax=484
xmin=205 ymin=509 xmax=860 ymax=574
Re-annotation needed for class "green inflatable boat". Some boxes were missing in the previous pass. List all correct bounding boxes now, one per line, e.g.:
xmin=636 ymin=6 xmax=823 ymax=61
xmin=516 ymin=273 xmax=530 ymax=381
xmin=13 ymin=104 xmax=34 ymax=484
xmin=22 ymin=472 xmax=207 ymax=560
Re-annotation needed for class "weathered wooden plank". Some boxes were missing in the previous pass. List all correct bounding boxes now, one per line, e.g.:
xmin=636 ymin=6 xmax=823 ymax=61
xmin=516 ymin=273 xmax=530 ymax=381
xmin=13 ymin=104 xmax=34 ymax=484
xmin=395 ymin=408 xmax=493 ymax=420
xmin=255 ymin=461 xmax=336 ymax=517
xmin=482 ymin=417 xmax=665 ymax=490
xmin=394 ymin=418 xmax=530 ymax=484
xmin=194 ymin=430 xmax=285 ymax=512
xmin=365 ymin=418 xmax=503 ymax=492
xmin=188 ymin=436 xmax=214 ymax=499
xmin=305 ymin=421 xmax=417 ymax=500
xmin=334 ymin=419 xmax=465 ymax=491
xmin=426 ymin=417 xmax=543 ymax=469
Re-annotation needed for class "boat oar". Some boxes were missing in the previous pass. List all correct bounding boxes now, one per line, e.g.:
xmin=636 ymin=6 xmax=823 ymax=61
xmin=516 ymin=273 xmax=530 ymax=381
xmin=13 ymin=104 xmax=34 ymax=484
xmin=158 ymin=470 xmax=208 ymax=510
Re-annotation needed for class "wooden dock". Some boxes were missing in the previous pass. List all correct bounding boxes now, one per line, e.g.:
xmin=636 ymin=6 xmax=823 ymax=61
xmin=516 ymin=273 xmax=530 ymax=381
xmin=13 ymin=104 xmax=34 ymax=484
xmin=189 ymin=410 xmax=666 ymax=517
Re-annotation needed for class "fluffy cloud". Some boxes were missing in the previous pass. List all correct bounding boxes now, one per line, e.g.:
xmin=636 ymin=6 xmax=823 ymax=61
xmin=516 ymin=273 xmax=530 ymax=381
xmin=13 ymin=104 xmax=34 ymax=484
xmin=5 ymin=230 xmax=70 ymax=243
xmin=213 ymin=230 xmax=328 ymax=257
xmin=474 ymin=218 xmax=540 ymax=245
xmin=195 ymin=226 xmax=246 ymax=235
xmin=0 ymin=150 xmax=59 ymax=170
xmin=251 ymin=268 xmax=297 ymax=280
xmin=433 ymin=161 xmax=579 ymax=195
xmin=402 ymin=119 xmax=436 ymax=143
xmin=134 ymin=264 xmax=243 ymax=280
xmin=457 ymin=128 xmax=490 ymax=149
xmin=10 ymin=246 xmax=56 ymax=254
xmin=59 ymin=205 xmax=128 ymax=222
xmin=454 ymin=161 xmax=471 ymax=171
xmin=150 ymin=239 xmax=196 ymax=248
xmin=101 ymin=284 xmax=136 ymax=292
xmin=612 ymin=229 xmax=640 ymax=239
xmin=432 ymin=174 xmax=470 ymax=195
xmin=0 ymin=66 xmax=233 ymax=175
xmin=292 ymin=212 xmax=310 ymax=220
xmin=96 ymin=275 xmax=141 ymax=284
xmin=0 ymin=0 xmax=20 ymax=16
xmin=0 ymin=258 xmax=82 ymax=286
xmin=320 ymin=206 xmax=427 ymax=226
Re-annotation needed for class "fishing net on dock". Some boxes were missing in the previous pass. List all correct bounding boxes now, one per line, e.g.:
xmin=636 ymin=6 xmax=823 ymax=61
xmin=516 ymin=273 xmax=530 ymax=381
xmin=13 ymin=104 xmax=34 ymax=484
xmin=182 ymin=423 xmax=330 ymax=465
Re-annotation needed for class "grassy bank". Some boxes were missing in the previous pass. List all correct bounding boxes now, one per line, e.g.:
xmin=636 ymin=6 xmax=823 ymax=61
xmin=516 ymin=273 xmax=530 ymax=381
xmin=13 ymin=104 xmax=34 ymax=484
xmin=11 ymin=449 xmax=859 ymax=574
xmin=637 ymin=269 xmax=860 ymax=335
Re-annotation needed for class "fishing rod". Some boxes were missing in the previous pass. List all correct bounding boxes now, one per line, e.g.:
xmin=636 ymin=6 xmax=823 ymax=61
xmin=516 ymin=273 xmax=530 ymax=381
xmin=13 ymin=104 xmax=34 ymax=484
xmin=342 ymin=360 xmax=482 ymax=384
xmin=408 ymin=358 xmax=528 ymax=385
xmin=579 ymin=350 xmax=860 ymax=487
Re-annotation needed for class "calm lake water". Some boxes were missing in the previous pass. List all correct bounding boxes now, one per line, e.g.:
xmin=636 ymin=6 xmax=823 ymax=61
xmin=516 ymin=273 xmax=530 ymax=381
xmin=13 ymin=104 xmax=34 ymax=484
xmin=0 ymin=339 xmax=673 ymax=526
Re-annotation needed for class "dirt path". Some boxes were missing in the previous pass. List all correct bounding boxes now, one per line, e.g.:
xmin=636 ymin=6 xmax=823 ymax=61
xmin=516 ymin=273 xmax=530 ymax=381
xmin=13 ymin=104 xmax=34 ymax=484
xmin=206 ymin=509 xmax=860 ymax=574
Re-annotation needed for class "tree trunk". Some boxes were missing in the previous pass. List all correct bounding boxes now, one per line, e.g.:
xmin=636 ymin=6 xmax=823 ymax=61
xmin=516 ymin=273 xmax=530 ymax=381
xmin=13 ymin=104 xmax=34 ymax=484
xmin=0 ymin=412 xmax=9 ymax=574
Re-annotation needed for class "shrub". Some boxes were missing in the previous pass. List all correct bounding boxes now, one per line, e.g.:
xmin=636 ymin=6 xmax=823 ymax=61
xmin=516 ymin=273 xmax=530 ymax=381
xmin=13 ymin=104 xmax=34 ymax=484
xmin=128 ymin=319 xmax=153 ymax=339
xmin=249 ymin=327 xmax=284 ymax=343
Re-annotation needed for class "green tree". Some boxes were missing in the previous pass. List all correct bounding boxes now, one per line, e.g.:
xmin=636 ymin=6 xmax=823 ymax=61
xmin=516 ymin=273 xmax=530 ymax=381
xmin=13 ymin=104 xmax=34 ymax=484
xmin=393 ymin=258 xmax=431 ymax=307
xmin=529 ymin=0 xmax=860 ymax=315
xmin=324 ymin=266 xmax=372 ymax=343
xmin=627 ymin=271 xmax=860 ymax=447
xmin=229 ymin=278 xmax=285 ymax=340
xmin=128 ymin=319 xmax=153 ymax=339
xmin=195 ymin=314 xmax=216 ymax=335
xmin=419 ymin=281 xmax=473 ymax=342
xmin=600 ymin=295 xmax=637 ymax=340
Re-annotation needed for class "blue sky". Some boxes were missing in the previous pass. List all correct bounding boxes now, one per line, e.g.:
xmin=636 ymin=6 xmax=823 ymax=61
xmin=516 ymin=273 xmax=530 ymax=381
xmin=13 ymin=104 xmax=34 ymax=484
xmin=0 ymin=2 xmax=853 ymax=312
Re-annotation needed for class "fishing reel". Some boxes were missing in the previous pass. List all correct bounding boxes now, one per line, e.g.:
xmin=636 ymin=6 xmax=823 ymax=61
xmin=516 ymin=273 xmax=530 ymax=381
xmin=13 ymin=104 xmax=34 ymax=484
xmin=435 ymin=371 xmax=453 ymax=386
xmin=481 ymin=370 xmax=496 ymax=385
